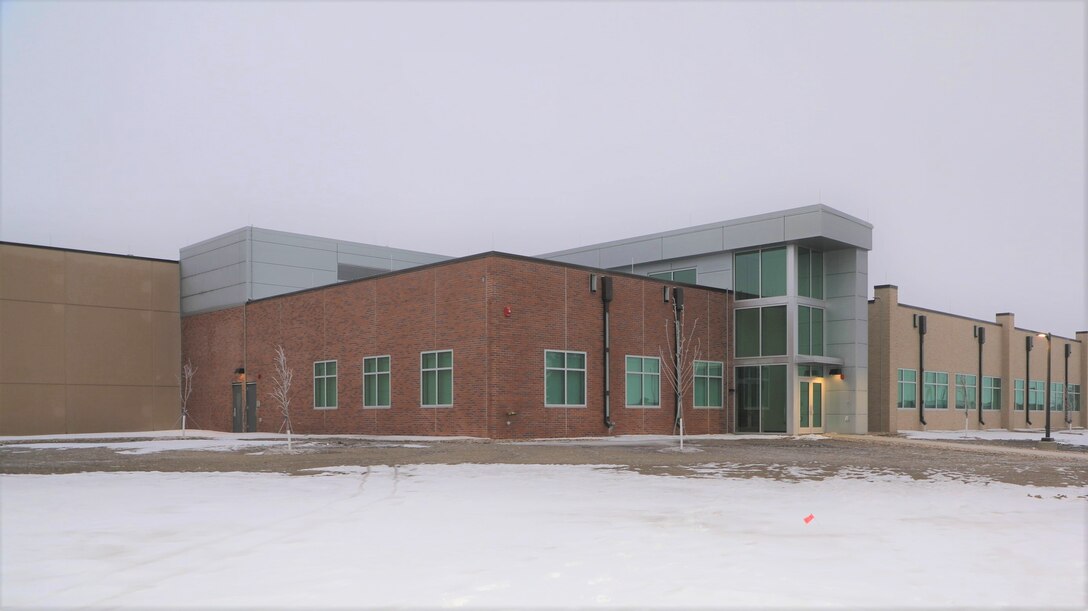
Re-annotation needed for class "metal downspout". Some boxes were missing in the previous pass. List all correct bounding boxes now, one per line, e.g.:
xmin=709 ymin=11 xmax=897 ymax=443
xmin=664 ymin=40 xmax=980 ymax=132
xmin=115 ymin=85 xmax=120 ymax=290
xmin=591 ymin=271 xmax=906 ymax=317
xmin=1026 ymin=336 xmax=1033 ymax=426
xmin=602 ymin=277 xmax=614 ymax=430
xmin=977 ymin=327 xmax=985 ymax=426
xmin=1065 ymin=343 xmax=1072 ymax=425
xmin=918 ymin=315 xmax=927 ymax=426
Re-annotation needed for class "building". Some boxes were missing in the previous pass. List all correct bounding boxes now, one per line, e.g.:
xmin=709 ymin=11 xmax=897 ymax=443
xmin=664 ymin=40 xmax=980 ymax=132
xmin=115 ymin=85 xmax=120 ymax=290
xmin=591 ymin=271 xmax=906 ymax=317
xmin=541 ymin=205 xmax=872 ymax=435
xmin=0 ymin=243 xmax=181 ymax=435
xmin=181 ymin=252 xmax=731 ymax=438
xmin=868 ymin=285 xmax=1085 ymax=433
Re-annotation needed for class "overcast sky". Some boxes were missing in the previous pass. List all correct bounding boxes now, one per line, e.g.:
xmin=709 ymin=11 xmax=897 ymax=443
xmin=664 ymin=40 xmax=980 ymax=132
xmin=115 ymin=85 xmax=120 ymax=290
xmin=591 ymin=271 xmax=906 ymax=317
xmin=2 ymin=1 xmax=1084 ymax=336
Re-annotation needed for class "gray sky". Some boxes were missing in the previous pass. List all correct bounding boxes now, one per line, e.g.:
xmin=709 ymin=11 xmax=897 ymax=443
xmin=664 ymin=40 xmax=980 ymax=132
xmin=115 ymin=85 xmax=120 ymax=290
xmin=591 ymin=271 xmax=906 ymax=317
xmin=2 ymin=1 xmax=1085 ymax=336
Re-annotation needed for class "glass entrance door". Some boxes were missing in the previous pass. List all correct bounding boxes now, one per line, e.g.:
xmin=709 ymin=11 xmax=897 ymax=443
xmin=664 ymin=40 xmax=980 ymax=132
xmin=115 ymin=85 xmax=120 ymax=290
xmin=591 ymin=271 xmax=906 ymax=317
xmin=799 ymin=380 xmax=823 ymax=433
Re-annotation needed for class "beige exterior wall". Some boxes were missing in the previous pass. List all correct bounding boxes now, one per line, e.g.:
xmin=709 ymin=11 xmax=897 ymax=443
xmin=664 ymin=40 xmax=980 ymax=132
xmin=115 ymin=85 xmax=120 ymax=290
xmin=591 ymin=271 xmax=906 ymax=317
xmin=0 ymin=243 xmax=181 ymax=435
xmin=868 ymin=285 xmax=1086 ymax=433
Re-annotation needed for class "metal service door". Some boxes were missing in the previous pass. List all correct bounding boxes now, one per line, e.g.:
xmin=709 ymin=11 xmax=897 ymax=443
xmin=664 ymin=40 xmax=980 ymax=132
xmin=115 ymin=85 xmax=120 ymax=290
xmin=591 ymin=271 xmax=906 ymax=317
xmin=231 ymin=383 xmax=244 ymax=433
xmin=245 ymin=382 xmax=257 ymax=433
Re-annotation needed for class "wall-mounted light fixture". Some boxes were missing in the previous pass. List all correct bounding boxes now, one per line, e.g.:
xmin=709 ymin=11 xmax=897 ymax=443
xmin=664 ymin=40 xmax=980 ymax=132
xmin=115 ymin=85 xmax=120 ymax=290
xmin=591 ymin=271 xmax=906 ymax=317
xmin=829 ymin=368 xmax=845 ymax=380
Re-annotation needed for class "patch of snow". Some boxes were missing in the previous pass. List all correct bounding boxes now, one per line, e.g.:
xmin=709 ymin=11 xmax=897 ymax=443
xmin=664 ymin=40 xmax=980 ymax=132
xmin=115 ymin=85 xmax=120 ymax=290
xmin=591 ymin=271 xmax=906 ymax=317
xmin=4 ymin=439 xmax=289 ymax=455
xmin=2 ymin=464 xmax=1083 ymax=608
xmin=903 ymin=428 xmax=1088 ymax=447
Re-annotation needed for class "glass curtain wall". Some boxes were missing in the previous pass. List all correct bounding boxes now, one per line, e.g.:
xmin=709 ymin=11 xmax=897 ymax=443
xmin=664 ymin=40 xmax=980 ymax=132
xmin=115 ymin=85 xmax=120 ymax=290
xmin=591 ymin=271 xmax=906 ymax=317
xmin=735 ymin=365 xmax=787 ymax=433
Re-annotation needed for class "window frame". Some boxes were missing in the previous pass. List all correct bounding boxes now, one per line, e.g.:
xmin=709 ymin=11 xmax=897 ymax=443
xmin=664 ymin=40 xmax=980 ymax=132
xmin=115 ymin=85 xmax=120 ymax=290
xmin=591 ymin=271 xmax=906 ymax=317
xmin=693 ymin=360 xmax=724 ymax=409
xmin=796 ymin=247 xmax=824 ymax=299
xmin=313 ymin=359 xmax=338 ymax=410
xmin=797 ymin=305 xmax=824 ymax=356
xmin=625 ymin=355 xmax=661 ymax=408
xmin=420 ymin=350 xmax=454 ymax=408
xmin=649 ymin=268 xmax=697 ymax=284
xmin=897 ymin=369 xmax=917 ymax=409
xmin=1014 ymin=378 xmax=1025 ymax=410
xmin=1069 ymin=384 xmax=1081 ymax=411
xmin=982 ymin=376 xmax=1001 ymax=411
xmin=1028 ymin=379 xmax=1045 ymax=411
xmin=923 ymin=371 xmax=949 ymax=409
xmin=954 ymin=373 xmax=977 ymax=410
xmin=544 ymin=350 xmax=587 ymax=408
xmin=363 ymin=355 xmax=391 ymax=409
xmin=735 ymin=305 xmax=787 ymax=358
xmin=1050 ymin=382 xmax=1065 ymax=411
xmin=734 ymin=247 xmax=787 ymax=300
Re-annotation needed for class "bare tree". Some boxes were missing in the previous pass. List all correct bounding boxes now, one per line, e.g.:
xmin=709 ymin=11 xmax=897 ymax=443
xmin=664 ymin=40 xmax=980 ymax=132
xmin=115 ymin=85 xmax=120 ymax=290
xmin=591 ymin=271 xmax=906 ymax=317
xmin=659 ymin=305 xmax=702 ymax=450
xmin=178 ymin=359 xmax=197 ymax=437
xmin=270 ymin=344 xmax=295 ymax=451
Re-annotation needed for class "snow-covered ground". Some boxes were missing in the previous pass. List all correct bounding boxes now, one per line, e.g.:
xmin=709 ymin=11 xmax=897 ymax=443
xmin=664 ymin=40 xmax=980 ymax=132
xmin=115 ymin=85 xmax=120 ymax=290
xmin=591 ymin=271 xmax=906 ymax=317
xmin=2 ymin=464 xmax=1084 ymax=608
xmin=903 ymin=428 xmax=1088 ymax=447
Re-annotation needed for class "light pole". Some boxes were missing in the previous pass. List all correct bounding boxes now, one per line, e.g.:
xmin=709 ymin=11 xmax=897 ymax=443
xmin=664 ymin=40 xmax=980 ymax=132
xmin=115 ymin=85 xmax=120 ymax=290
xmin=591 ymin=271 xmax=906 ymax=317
xmin=1038 ymin=333 xmax=1053 ymax=442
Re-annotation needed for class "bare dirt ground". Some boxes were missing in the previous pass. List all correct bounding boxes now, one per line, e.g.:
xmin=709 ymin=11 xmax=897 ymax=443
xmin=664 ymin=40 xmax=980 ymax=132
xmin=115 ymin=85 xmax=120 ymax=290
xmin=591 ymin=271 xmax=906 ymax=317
xmin=2 ymin=434 xmax=1086 ymax=488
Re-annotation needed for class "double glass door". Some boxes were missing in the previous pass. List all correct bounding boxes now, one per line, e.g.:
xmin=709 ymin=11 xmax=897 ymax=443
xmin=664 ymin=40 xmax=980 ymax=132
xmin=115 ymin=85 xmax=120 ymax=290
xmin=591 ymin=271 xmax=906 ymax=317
xmin=799 ymin=379 xmax=823 ymax=433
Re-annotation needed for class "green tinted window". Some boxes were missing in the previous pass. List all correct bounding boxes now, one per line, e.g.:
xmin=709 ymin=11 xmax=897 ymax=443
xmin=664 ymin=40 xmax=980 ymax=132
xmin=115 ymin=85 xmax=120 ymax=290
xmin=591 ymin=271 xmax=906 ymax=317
xmin=314 ymin=360 xmax=337 ymax=409
xmin=694 ymin=360 xmax=723 ymax=408
xmin=545 ymin=350 xmax=586 ymax=406
xmin=897 ymin=369 xmax=916 ymax=408
xmin=735 ymin=309 xmax=760 ymax=357
xmin=363 ymin=356 xmax=390 ymax=408
xmin=734 ymin=251 xmax=760 ymax=300
xmin=673 ymin=268 xmax=696 ymax=284
xmin=760 ymin=248 xmax=786 ymax=297
xmin=761 ymin=305 xmax=787 ymax=356
xmin=625 ymin=356 xmax=660 ymax=407
xmin=421 ymin=350 xmax=453 ymax=406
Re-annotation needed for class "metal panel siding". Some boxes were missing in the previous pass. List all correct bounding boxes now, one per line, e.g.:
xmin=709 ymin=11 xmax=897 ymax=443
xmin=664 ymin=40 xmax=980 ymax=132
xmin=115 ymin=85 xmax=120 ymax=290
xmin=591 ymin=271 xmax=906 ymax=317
xmin=251 ymin=262 xmax=333 ymax=288
xmin=181 ymin=285 xmax=247 ymax=315
xmin=181 ymin=263 xmax=246 ymax=296
xmin=179 ymin=228 xmax=250 ymax=258
xmin=598 ymin=239 xmax=662 ymax=268
xmin=179 ymin=241 xmax=246 ymax=278
xmin=661 ymin=228 xmax=723 ymax=260
xmin=337 ymin=252 xmax=403 ymax=272
xmin=336 ymin=242 xmax=448 ymax=265
xmin=721 ymin=218 xmax=786 ymax=251
xmin=820 ymin=212 xmax=874 ymax=250
xmin=783 ymin=210 xmax=824 ymax=241
xmin=697 ymin=270 xmax=731 ymax=290
xmin=251 ymin=228 xmax=339 ymax=252
xmin=544 ymin=251 xmax=601 ymax=267
xmin=251 ymin=241 xmax=337 ymax=271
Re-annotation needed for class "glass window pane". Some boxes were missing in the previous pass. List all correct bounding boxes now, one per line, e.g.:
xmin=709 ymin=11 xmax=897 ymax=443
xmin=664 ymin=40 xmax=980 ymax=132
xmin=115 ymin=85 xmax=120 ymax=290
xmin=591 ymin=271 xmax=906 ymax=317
xmin=674 ymin=269 xmax=696 ymax=284
xmin=626 ymin=373 xmax=641 ymax=405
xmin=645 ymin=358 xmax=659 ymax=374
xmin=709 ymin=362 xmax=722 ymax=376
xmin=545 ymin=351 xmax=563 ymax=368
xmin=326 ymin=378 xmax=337 ymax=406
xmin=812 ymin=308 xmax=824 ymax=356
xmin=364 ymin=377 xmax=375 ymax=406
xmin=315 ymin=379 xmax=325 ymax=406
xmin=709 ymin=379 xmax=722 ymax=406
xmin=546 ymin=370 xmax=565 ymax=404
xmin=812 ymin=251 xmax=823 ymax=299
xmin=695 ymin=361 xmax=707 ymax=376
xmin=423 ymin=371 xmax=436 ymax=405
xmin=644 ymin=373 xmax=659 ymax=406
xmin=378 ymin=375 xmax=390 ymax=406
xmin=567 ymin=371 xmax=585 ymax=405
xmin=378 ymin=357 xmax=389 ymax=372
xmin=761 ymin=365 xmax=787 ymax=433
xmin=760 ymin=248 xmax=786 ymax=297
xmin=736 ymin=309 xmax=760 ymax=357
xmin=735 ymin=366 xmax=760 ymax=432
xmin=734 ymin=251 xmax=760 ymax=300
xmin=315 ymin=362 xmax=324 ymax=376
xmin=364 ymin=359 xmax=375 ymax=374
xmin=761 ymin=306 xmax=787 ymax=356
xmin=438 ymin=369 xmax=453 ymax=404
xmin=438 ymin=351 xmax=452 ymax=368
xmin=626 ymin=356 xmax=642 ymax=373
xmin=798 ymin=306 xmax=811 ymax=355
xmin=649 ymin=271 xmax=671 ymax=280
xmin=327 ymin=362 xmax=336 ymax=376
xmin=695 ymin=379 xmax=707 ymax=406
xmin=567 ymin=353 xmax=585 ymax=369
xmin=797 ymin=248 xmax=811 ymax=297
xmin=422 ymin=353 xmax=436 ymax=369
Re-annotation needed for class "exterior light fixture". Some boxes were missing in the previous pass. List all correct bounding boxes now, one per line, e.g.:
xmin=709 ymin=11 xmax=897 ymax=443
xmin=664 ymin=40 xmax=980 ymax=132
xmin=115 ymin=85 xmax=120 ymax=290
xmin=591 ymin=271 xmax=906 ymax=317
xmin=829 ymin=368 xmax=844 ymax=380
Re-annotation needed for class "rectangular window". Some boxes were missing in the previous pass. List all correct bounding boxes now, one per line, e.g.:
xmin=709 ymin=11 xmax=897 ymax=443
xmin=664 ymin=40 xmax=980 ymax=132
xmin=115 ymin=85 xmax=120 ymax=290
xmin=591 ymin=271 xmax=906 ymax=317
xmin=735 ymin=306 xmax=787 ymax=357
xmin=955 ymin=374 xmax=977 ymax=410
xmin=694 ymin=360 xmax=723 ymax=408
xmin=982 ymin=376 xmax=1001 ymax=410
xmin=363 ymin=356 xmax=391 ymax=408
xmin=734 ymin=247 xmax=786 ymax=300
xmin=1069 ymin=384 xmax=1081 ymax=411
xmin=797 ymin=306 xmax=824 ymax=356
xmin=734 ymin=364 xmax=787 ymax=433
xmin=1050 ymin=383 xmax=1064 ymax=412
xmin=923 ymin=371 xmax=948 ymax=409
xmin=897 ymin=369 xmax=917 ymax=408
xmin=314 ymin=360 xmax=337 ymax=409
xmin=625 ymin=356 xmax=660 ymax=407
xmin=797 ymin=247 xmax=824 ymax=299
xmin=545 ymin=351 xmax=586 ymax=407
xmin=649 ymin=268 xmax=696 ymax=284
xmin=1014 ymin=379 xmax=1025 ymax=410
xmin=1028 ymin=380 xmax=1045 ymax=411
xmin=421 ymin=350 xmax=453 ymax=407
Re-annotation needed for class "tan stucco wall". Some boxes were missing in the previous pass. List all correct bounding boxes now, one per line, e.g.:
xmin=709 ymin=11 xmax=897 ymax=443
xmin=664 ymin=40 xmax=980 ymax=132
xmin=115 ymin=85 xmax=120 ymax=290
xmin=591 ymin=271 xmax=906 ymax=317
xmin=868 ymin=285 xmax=1085 ymax=433
xmin=0 ymin=244 xmax=181 ymax=435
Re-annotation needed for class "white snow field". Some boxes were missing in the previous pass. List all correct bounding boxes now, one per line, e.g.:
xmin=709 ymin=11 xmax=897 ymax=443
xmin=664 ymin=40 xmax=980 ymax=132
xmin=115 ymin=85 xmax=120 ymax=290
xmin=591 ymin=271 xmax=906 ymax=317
xmin=2 ymin=464 xmax=1085 ymax=609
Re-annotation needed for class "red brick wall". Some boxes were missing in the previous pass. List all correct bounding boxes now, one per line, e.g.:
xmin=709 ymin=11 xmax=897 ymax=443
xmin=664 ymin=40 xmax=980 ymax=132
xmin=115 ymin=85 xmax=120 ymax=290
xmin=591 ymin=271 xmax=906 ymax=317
xmin=181 ymin=254 xmax=732 ymax=438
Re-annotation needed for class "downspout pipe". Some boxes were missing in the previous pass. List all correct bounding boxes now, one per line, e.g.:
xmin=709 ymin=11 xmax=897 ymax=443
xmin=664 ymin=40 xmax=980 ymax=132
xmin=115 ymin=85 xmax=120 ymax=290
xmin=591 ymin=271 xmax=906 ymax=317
xmin=1064 ymin=343 xmax=1072 ymax=425
xmin=977 ymin=327 xmax=985 ymax=426
xmin=602 ymin=277 xmax=615 ymax=430
xmin=918 ymin=315 xmax=927 ymax=426
xmin=1025 ymin=336 xmax=1033 ymax=426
